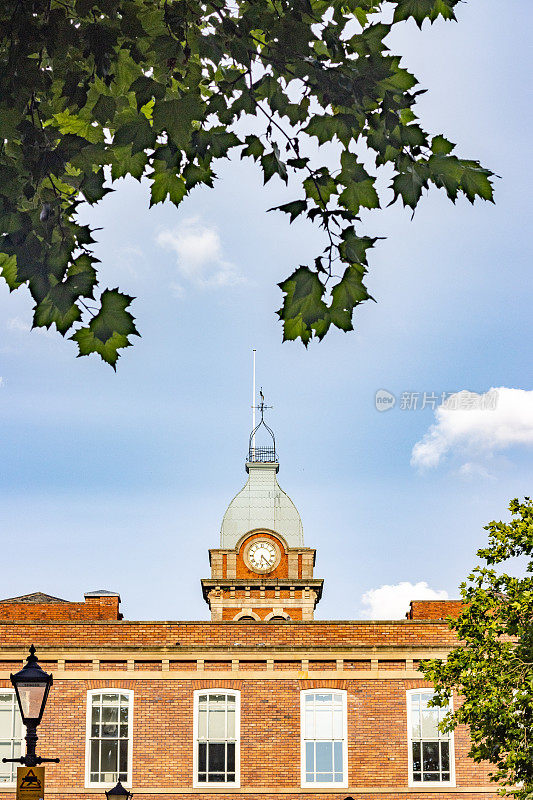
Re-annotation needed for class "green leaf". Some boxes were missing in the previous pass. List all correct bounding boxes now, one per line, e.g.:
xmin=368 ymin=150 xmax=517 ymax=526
xmin=339 ymin=180 xmax=379 ymax=213
xmin=149 ymin=168 xmax=187 ymax=206
xmin=260 ymin=146 xmax=288 ymax=185
xmin=338 ymin=230 xmax=377 ymax=265
xmin=459 ymin=161 xmax=495 ymax=204
xmin=303 ymin=173 xmax=337 ymax=206
xmin=269 ymin=200 xmax=308 ymax=223
xmin=393 ymin=0 xmax=458 ymax=28
xmin=241 ymin=135 xmax=265 ymax=161
xmin=0 ymin=252 xmax=21 ymax=290
xmin=70 ymin=289 xmax=139 ymax=368
xmin=110 ymin=145 xmax=148 ymax=181
xmin=329 ymin=265 xmax=370 ymax=332
xmin=153 ymin=93 xmax=205 ymax=145
xmin=432 ymin=134 xmax=455 ymax=155
xmin=304 ymin=114 xmax=351 ymax=145
xmin=92 ymin=94 xmax=117 ymax=126
xmin=80 ymin=168 xmax=111 ymax=204
xmin=391 ymin=161 xmax=428 ymax=209
xmin=113 ymin=116 xmax=155 ymax=154
xmin=277 ymin=266 xmax=329 ymax=345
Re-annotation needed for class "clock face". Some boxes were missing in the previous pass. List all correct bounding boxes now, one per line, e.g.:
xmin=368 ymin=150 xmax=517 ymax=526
xmin=247 ymin=540 xmax=278 ymax=572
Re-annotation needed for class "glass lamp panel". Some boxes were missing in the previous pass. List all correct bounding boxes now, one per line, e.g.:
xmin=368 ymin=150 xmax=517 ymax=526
xmin=0 ymin=743 xmax=11 ymax=777
xmin=16 ymin=682 xmax=47 ymax=721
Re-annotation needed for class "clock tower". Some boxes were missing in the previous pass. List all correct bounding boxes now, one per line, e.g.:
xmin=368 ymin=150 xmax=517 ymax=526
xmin=201 ymin=401 xmax=323 ymax=621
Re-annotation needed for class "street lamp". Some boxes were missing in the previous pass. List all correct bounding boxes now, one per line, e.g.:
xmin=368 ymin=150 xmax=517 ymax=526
xmin=2 ymin=645 xmax=59 ymax=767
xmin=105 ymin=781 xmax=133 ymax=799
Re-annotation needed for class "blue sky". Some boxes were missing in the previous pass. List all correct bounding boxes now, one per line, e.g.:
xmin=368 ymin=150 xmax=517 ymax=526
xmin=0 ymin=0 xmax=531 ymax=621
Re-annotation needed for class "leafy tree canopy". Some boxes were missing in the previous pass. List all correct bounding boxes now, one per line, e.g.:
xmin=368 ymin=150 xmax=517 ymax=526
xmin=0 ymin=0 xmax=495 ymax=366
xmin=422 ymin=498 xmax=533 ymax=800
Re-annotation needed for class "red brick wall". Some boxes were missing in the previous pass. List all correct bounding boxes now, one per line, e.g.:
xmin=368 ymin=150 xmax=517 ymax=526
xmin=0 ymin=676 xmax=493 ymax=797
xmin=407 ymin=601 xmax=464 ymax=620
xmin=0 ymin=596 xmax=120 ymax=621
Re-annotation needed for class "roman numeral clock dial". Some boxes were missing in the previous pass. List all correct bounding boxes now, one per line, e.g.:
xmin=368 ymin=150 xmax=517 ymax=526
xmin=247 ymin=540 xmax=278 ymax=573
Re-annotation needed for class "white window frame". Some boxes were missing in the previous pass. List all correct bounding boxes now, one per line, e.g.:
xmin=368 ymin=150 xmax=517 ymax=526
xmin=0 ymin=689 xmax=24 ymax=787
xmin=85 ymin=688 xmax=134 ymax=788
xmin=192 ymin=688 xmax=241 ymax=788
xmin=300 ymin=688 xmax=348 ymax=789
xmin=406 ymin=688 xmax=455 ymax=788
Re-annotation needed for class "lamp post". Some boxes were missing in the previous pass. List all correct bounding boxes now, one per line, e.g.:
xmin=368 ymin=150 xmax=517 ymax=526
xmin=105 ymin=781 xmax=133 ymax=800
xmin=1 ymin=645 xmax=60 ymax=768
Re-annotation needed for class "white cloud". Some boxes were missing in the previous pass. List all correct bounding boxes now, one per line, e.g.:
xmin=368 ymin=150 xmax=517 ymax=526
xmin=411 ymin=387 xmax=533 ymax=470
xmin=156 ymin=218 xmax=243 ymax=290
xmin=457 ymin=462 xmax=496 ymax=481
xmin=360 ymin=581 xmax=449 ymax=620
xmin=6 ymin=317 xmax=54 ymax=337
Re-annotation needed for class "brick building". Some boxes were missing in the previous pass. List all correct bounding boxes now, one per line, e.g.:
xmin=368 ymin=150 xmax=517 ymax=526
xmin=0 ymin=423 xmax=494 ymax=800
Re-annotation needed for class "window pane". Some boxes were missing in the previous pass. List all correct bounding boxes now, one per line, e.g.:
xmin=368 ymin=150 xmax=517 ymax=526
xmin=315 ymin=710 xmax=332 ymax=739
xmin=198 ymin=743 xmax=206 ymax=771
xmin=198 ymin=710 xmax=207 ymax=739
xmin=412 ymin=741 xmax=421 ymax=771
xmin=411 ymin=708 xmax=421 ymax=739
xmin=102 ymin=724 xmax=118 ymax=738
xmin=441 ymin=741 xmax=449 ymax=770
xmin=119 ymin=740 xmax=128 ymax=774
xmin=306 ymin=773 xmax=314 ymax=783
xmin=101 ymin=739 xmax=118 ymax=775
xmin=305 ymin=741 xmax=314 ymax=771
xmin=424 ymin=772 xmax=440 ymax=782
xmin=305 ymin=710 xmax=314 ymax=738
xmin=227 ymin=742 xmax=235 ymax=772
xmin=442 ymin=772 xmax=450 ymax=781
xmin=0 ymin=711 xmax=12 ymax=739
xmin=334 ymin=773 xmax=343 ymax=782
xmin=316 ymin=694 xmax=332 ymax=703
xmin=102 ymin=694 xmax=119 ymax=704
xmin=92 ymin=706 xmax=101 ymax=723
xmin=119 ymin=706 xmax=129 ymax=724
xmin=90 ymin=740 xmax=99 ymax=773
xmin=333 ymin=710 xmax=343 ymax=738
xmin=208 ymin=743 xmax=225 ymax=773
xmin=316 ymin=741 xmax=332 ymax=773
xmin=103 ymin=706 xmax=119 ymax=723
xmin=227 ymin=709 xmax=235 ymax=739
xmin=334 ymin=741 xmax=343 ymax=773
xmin=422 ymin=741 xmax=439 ymax=772
xmin=412 ymin=773 xmax=421 ymax=782
xmin=209 ymin=710 xmax=225 ymax=739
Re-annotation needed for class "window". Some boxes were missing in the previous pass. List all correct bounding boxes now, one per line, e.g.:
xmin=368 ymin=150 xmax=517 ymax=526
xmin=301 ymin=690 xmax=348 ymax=788
xmin=407 ymin=690 xmax=455 ymax=786
xmin=0 ymin=692 xmax=23 ymax=785
xmin=85 ymin=690 xmax=133 ymax=787
xmin=193 ymin=690 xmax=240 ymax=787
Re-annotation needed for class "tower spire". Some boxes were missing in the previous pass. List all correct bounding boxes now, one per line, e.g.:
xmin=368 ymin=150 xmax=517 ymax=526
xmin=248 ymin=388 xmax=276 ymax=464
